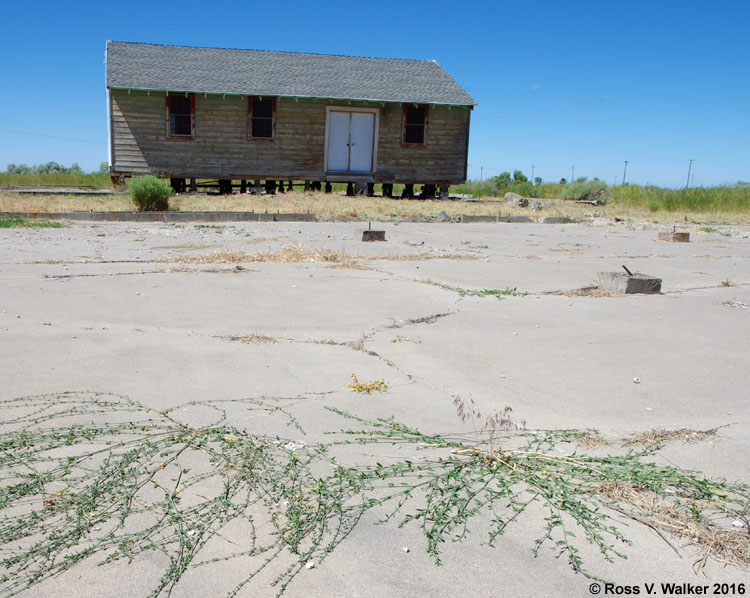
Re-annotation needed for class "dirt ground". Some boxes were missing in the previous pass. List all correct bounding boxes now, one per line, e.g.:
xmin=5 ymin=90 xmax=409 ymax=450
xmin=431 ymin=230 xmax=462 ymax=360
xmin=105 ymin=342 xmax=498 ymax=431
xmin=1 ymin=219 xmax=749 ymax=597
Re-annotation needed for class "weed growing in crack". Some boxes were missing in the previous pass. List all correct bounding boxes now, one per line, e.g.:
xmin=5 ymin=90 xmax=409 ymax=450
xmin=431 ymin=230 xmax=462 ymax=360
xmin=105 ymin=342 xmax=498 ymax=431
xmin=0 ymin=392 xmax=747 ymax=597
xmin=452 ymin=396 xmax=525 ymax=453
xmin=347 ymin=374 xmax=389 ymax=394
xmin=624 ymin=427 xmax=719 ymax=448
xmin=458 ymin=287 xmax=527 ymax=299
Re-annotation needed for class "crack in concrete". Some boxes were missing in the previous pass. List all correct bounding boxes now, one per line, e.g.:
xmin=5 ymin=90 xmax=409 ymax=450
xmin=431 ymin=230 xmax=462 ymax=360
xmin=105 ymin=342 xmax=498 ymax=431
xmin=42 ymin=266 xmax=256 ymax=280
xmin=217 ymin=309 xmax=458 ymax=383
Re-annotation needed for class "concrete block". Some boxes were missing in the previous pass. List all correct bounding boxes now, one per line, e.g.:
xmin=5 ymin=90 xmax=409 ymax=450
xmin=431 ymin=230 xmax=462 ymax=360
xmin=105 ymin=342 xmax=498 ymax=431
xmin=362 ymin=230 xmax=386 ymax=242
xmin=0 ymin=211 xmax=318 ymax=223
xmin=598 ymin=272 xmax=662 ymax=294
xmin=461 ymin=215 xmax=511 ymax=223
xmin=658 ymin=232 xmax=690 ymax=242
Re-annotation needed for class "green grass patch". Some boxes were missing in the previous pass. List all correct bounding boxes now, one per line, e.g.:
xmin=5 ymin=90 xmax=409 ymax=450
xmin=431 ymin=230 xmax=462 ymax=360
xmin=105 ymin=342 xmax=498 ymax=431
xmin=452 ymin=180 xmax=750 ymax=214
xmin=611 ymin=184 xmax=750 ymax=213
xmin=0 ymin=172 xmax=112 ymax=188
xmin=700 ymin=226 xmax=731 ymax=236
xmin=0 ymin=218 xmax=66 ymax=228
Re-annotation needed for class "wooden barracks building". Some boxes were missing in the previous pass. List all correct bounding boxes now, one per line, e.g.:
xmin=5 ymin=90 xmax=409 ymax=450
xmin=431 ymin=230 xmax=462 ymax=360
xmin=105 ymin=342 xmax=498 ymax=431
xmin=105 ymin=41 xmax=476 ymax=197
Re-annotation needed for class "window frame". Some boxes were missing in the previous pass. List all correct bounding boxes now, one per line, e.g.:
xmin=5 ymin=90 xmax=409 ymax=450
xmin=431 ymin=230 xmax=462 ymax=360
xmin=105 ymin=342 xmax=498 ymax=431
xmin=166 ymin=93 xmax=195 ymax=139
xmin=248 ymin=96 xmax=276 ymax=141
xmin=402 ymin=104 xmax=428 ymax=146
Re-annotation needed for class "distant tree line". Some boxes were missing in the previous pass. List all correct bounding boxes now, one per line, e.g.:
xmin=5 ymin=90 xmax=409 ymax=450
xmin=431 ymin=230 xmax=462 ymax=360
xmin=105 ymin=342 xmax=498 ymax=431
xmin=4 ymin=162 xmax=108 ymax=175
xmin=488 ymin=170 xmax=544 ymax=187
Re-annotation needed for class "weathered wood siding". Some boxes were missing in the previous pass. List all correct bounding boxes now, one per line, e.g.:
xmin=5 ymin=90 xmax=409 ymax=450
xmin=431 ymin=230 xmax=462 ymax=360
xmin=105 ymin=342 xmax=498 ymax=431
xmin=110 ymin=89 xmax=470 ymax=184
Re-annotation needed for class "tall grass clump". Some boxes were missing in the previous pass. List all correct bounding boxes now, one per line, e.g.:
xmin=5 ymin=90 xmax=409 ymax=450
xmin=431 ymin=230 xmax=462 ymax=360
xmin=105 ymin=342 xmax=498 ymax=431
xmin=128 ymin=175 xmax=172 ymax=211
xmin=611 ymin=184 xmax=750 ymax=213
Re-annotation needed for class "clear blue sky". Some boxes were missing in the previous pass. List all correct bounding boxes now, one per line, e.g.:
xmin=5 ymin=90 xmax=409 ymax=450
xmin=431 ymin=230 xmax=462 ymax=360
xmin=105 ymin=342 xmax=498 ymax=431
xmin=1 ymin=0 xmax=747 ymax=187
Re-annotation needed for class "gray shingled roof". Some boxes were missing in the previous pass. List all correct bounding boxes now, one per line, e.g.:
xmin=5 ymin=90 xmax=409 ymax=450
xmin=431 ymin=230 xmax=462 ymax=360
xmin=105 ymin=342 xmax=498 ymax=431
xmin=106 ymin=41 xmax=476 ymax=106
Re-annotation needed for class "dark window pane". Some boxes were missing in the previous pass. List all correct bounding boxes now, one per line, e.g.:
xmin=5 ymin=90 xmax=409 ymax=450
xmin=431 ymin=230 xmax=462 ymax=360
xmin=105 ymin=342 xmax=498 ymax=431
xmin=252 ymin=98 xmax=273 ymax=118
xmin=170 ymin=95 xmax=191 ymax=116
xmin=168 ymin=94 xmax=192 ymax=136
xmin=252 ymin=118 xmax=272 ymax=138
xmin=171 ymin=114 xmax=192 ymax=136
xmin=405 ymin=106 xmax=425 ymax=125
xmin=404 ymin=124 xmax=424 ymax=144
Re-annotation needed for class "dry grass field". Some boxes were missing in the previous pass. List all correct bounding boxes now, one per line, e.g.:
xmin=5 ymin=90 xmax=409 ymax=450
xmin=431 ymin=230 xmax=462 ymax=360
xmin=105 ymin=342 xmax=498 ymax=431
xmin=3 ymin=189 xmax=750 ymax=223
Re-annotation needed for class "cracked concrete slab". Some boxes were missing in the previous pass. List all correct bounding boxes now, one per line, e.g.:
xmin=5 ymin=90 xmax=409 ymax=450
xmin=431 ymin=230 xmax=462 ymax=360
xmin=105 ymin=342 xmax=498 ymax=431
xmin=1 ymin=219 xmax=749 ymax=597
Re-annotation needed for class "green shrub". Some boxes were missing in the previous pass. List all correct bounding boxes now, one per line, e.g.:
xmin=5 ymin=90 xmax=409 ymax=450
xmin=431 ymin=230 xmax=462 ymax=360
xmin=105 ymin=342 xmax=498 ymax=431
xmin=561 ymin=178 xmax=609 ymax=203
xmin=128 ymin=176 xmax=172 ymax=211
xmin=507 ymin=180 xmax=533 ymax=197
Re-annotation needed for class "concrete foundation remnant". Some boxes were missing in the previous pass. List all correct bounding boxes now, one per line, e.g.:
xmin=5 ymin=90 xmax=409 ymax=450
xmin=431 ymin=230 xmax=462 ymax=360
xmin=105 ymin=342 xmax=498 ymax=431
xmin=598 ymin=271 xmax=662 ymax=294
xmin=362 ymin=230 xmax=386 ymax=242
xmin=657 ymin=232 xmax=690 ymax=242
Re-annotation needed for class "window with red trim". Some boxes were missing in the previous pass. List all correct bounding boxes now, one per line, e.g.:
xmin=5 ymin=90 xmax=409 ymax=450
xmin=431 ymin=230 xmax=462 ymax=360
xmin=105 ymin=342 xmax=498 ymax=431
xmin=249 ymin=97 xmax=275 ymax=139
xmin=167 ymin=93 xmax=194 ymax=138
xmin=403 ymin=104 xmax=428 ymax=145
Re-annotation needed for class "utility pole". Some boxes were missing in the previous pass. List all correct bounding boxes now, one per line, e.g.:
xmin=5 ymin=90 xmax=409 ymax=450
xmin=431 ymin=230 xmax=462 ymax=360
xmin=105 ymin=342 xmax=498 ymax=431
xmin=622 ymin=160 xmax=629 ymax=185
xmin=686 ymin=159 xmax=694 ymax=188
xmin=571 ymin=165 xmax=575 ymax=182
xmin=480 ymin=166 xmax=483 ymax=182
xmin=531 ymin=164 xmax=535 ymax=183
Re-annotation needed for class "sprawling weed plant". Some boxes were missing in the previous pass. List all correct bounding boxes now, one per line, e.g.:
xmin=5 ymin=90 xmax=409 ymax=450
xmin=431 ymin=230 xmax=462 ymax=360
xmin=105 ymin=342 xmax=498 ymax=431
xmin=0 ymin=392 xmax=747 ymax=596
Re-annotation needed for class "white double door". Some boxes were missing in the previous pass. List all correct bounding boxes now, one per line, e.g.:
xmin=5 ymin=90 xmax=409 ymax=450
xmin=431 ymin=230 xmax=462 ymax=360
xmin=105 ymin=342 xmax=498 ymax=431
xmin=326 ymin=109 xmax=377 ymax=173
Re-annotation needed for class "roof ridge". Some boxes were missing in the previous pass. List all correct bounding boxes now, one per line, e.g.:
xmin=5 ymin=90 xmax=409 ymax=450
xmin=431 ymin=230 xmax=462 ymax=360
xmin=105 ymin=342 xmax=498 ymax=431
xmin=106 ymin=40 xmax=438 ymax=65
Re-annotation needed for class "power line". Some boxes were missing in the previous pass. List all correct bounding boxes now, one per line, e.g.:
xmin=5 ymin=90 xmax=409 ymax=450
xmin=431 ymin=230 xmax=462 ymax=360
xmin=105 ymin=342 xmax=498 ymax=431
xmin=0 ymin=128 xmax=103 ymax=145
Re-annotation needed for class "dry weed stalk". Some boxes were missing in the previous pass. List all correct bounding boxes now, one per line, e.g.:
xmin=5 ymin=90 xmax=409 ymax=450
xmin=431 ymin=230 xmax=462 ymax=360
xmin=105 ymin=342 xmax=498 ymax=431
xmin=221 ymin=334 xmax=279 ymax=344
xmin=625 ymin=428 xmax=718 ymax=447
xmin=162 ymin=243 xmax=475 ymax=267
xmin=573 ymin=431 xmax=610 ymax=449
xmin=347 ymin=373 xmax=389 ymax=394
xmin=547 ymin=286 xmax=623 ymax=298
xmin=597 ymin=481 xmax=749 ymax=571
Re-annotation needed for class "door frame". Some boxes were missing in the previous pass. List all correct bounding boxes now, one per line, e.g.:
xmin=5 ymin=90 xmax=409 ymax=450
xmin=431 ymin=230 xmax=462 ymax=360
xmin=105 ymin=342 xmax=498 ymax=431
xmin=323 ymin=106 xmax=380 ymax=174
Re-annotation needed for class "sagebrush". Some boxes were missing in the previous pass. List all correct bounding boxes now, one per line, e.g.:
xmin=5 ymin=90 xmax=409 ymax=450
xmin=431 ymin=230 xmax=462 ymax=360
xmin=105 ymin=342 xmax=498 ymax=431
xmin=128 ymin=175 xmax=172 ymax=211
